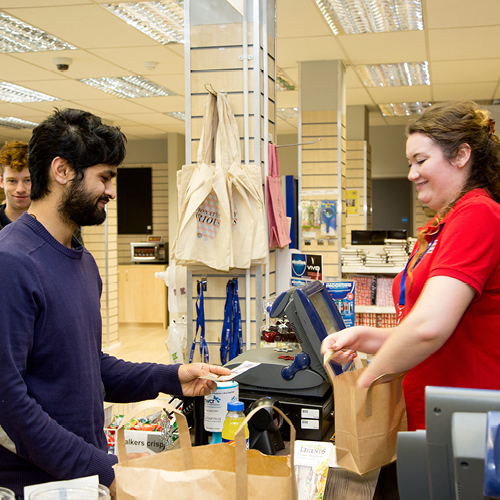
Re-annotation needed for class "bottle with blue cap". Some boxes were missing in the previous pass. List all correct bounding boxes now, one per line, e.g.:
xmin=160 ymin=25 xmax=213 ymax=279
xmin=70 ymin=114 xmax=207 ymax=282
xmin=221 ymin=401 xmax=249 ymax=448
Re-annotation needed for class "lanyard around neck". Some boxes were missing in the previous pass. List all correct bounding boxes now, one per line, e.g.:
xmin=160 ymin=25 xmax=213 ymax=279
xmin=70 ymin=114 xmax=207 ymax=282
xmin=398 ymin=225 xmax=443 ymax=319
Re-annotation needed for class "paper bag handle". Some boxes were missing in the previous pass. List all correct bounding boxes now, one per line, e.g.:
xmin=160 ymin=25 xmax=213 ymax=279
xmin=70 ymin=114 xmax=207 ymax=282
xmin=365 ymin=372 xmax=406 ymax=417
xmin=114 ymin=399 xmax=193 ymax=467
xmin=234 ymin=404 xmax=297 ymax=500
xmin=323 ymin=349 xmax=364 ymax=385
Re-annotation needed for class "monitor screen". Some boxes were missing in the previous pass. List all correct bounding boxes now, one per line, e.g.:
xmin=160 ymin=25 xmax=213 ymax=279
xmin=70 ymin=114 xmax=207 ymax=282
xmin=309 ymin=289 xmax=343 ymax=336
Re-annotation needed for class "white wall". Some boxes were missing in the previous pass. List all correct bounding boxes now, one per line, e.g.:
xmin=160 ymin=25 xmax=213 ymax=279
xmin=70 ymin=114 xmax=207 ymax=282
xmin=370 ymin=125 xmax=409 ymax=179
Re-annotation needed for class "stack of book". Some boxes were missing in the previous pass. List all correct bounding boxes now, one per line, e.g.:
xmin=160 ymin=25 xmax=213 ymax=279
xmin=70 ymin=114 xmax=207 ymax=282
xmin=340 ymin=247 xmax=365 ymax=266
xmin=353 ymin=275 xmax=376 ymax=306
xmin=384 ymin=239 xmax=409 ymax=267
xmin=364 ymin=251 xmax=391 ymax=267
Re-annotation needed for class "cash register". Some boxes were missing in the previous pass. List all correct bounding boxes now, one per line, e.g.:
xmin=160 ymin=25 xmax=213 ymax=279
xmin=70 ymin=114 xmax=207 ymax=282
xmin=225 ymin=280 xmax=346 ymax=440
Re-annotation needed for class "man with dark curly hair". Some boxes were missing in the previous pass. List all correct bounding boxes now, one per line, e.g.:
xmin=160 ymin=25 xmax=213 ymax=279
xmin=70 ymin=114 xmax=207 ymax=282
xmin=0 ymin=140 xmax=30 ymax=229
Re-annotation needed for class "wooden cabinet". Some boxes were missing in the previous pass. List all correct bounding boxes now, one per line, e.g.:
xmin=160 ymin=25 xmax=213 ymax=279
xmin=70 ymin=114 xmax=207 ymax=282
xmin=118 ymin=264 xmax=167 ymax=328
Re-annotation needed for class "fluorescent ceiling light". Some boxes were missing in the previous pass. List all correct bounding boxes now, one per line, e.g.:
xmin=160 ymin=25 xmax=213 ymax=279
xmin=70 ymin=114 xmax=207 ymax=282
xmin=0 ymin=12 xmax=77 ymax=53
xmin=277 ymin=108 xmax=298 ymax=120
xmin=315 ymin=0 xmax=423 ymax=35
xmin=102 ymin=1 xmax=184 ymax=44
xmin=0 ymin=117 xmax=38 ymax=129
xmin=379 ymin=101 xmax=432 ymax=116
xmin=355 ymin=62 xmax=430 ymax=87
xmin=0 ymin=83 xmax=60 ymax=103
xmin=276 ymin=68 xmax=297 ymax=91
xmin=78 ymin=76 xmax=177 ymax=98
xmin=165 ymin=111 xmax=185 ymax=121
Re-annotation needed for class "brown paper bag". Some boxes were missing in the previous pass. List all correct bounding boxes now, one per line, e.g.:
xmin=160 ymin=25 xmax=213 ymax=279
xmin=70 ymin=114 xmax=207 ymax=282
xmin=324 ymin=352 xmax=407 ymax=475
xmin=113 ymin=400 xmax=297 ymax=500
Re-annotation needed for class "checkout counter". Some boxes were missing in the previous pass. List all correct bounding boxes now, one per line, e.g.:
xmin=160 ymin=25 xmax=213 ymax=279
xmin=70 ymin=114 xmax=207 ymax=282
xmin=225 ymin=280 xmax=345 ymax=441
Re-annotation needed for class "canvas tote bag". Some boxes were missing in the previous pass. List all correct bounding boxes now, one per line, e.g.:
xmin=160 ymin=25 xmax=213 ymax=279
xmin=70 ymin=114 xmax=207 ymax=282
xmin=216 ymin=92 xmax=268 ymax=268
xmin=266 ymin=144 xmax=291 ymax=249
xmin=171 ymin=93 xmax=232 ymax=272
xmin=113 ymin=400 xmax=298 ymax=500
xmin=324 ymin=351 xmax=407 ymax=475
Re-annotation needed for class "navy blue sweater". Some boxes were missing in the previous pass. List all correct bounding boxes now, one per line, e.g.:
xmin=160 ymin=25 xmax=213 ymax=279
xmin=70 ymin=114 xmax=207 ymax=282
xmin=0 ymin=213 xmax=183 ymax=495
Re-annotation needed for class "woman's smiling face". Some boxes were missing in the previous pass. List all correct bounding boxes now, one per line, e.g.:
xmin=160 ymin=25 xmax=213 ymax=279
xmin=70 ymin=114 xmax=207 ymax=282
xmin=406 ymin=133 xmax=470 ymax=213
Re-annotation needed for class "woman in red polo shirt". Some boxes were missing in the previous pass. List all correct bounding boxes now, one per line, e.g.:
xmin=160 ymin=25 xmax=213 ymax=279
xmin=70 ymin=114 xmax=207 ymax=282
xmin=322 ymin=100 xmax=500 ymax=431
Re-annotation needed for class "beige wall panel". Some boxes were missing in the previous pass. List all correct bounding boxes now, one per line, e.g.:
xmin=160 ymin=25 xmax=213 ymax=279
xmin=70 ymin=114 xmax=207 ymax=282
xmin=266 ymin=33 xmax=275 ymax=58
xmin=301 ymin=124 xmax=338 ymax=137
xmin=302 ymin=163 xmax=338 ymax=176
xmin=302 ymin=149 xmax=338 ymax=163
xmin=302 ymin=110 xmax=337 ymax=123
xmin=302 ymin=137 xmax=338 ymax=150
xmin=346 ymin=150 xmax=366 ymax=160
xmin=191 ymin=46 xmax=255 ymax=70
xmin=301 ymin=175 xmax=337 ymax=188
xmin=346 ymin=159 xmax=366 ymax=169
xmin=191 ymin=93 xmax=255 ymax=116
xmin=191 ymin=69 xmax=254 ymax=94
xmin=346 ymin=178 xmax=366 ymax=189
xmin=190 ymin=23 xmax=253 ymax=48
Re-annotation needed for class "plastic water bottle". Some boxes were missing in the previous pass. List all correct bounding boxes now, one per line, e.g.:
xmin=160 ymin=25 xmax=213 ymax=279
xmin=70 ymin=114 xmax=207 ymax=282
xmin=221 ymin=401 xmax=249 ymax=448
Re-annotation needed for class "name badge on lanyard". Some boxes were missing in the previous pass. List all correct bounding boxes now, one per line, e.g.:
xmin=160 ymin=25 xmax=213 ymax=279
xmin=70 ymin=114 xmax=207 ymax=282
xmin=397 ymin=225 xmax=443 ymax=324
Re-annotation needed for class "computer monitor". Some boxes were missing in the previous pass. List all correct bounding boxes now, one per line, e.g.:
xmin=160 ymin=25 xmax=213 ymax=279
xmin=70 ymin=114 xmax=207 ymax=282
xmin=397 ymin=386 xmax=500 ymax=500
xmin=270 ymin=280 xmax=346 ymax=381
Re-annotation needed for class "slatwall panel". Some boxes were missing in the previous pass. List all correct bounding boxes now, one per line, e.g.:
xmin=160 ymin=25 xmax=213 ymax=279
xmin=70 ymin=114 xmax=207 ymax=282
xmin=300 ymin=110 xmax=346 ymax=279
xmin=82 ymin=192 xmax=119 ymax=348
xmin=345 ymin=140 xmax=372 ymax=244
xmin=117 ymin=162 xmax=169 ymax=264
xmin=188 ymin=253 xmax=276 ymax=363
xmin=185 ymin=8 xmax=275 ymax=358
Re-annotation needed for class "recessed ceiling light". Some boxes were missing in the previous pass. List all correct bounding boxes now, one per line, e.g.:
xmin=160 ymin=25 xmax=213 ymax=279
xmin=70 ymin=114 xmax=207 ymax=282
xmin=0 ymin=12 xmax=77 ymax=53
xmin=0 ymin=83 xmax=60 ymax=103
xmin=78 ymin=76 xmax=177 ymax=98
xmin=355 ymin=62 xmax=430 ymax=87
xmin=379 ymin=101 xmax=432 ymax=116
xmin=315 ymin=0 xmax=423 ymax=35
xmin=276 ymin=67 xmax=297 ymax=91
xmin=0 ymin=117 xmax=39 ymax=129
xmin=165 ymin=111 xmax=185 ymax=121
xmin=102 ymin=1 xmax=184 ymax=44
xmin=277 ymin=108 xmax=298 ymax=120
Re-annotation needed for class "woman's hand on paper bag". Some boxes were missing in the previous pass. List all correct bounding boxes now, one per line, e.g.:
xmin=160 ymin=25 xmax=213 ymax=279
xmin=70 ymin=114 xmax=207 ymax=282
xmin=178 ymin=363 xmax=232 ymax=397
xmin=321 ymin=328 xmax=361 ymax=364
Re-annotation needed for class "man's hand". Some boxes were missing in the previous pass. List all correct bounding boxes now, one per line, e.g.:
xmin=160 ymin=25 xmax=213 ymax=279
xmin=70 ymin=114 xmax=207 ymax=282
xmin=178 ymin=363 xmax=232 ymax=397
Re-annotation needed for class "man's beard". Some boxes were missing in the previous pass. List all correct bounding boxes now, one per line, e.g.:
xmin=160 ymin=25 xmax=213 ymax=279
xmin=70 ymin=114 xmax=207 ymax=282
xmin=59 ymin=176 xmax=109 ymax=227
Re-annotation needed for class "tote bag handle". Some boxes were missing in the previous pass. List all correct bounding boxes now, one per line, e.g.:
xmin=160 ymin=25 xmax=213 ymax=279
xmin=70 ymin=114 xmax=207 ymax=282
xmin=197 ymin=92 xmax=218 ymax=166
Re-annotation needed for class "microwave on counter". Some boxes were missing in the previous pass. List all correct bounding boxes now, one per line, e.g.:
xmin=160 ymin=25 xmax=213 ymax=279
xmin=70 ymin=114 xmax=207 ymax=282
xmin=130 ymin=237 xmax=167 ymax=263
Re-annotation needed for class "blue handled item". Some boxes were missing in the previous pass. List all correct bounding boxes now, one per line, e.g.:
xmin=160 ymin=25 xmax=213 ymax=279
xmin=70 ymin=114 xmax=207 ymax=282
xmin=220 ymin=278 xmax=243 ymax=364
xmin=189 ymin=279 xmax=209 ymax=363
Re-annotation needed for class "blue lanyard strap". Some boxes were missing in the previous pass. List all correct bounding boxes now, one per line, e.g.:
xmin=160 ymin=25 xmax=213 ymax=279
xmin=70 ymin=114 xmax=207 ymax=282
xmin=189 ymin=280 xmax=209 ymax=363
xmin=398 ymin=225 xmax=443 ymax=314
xmin=220 ymin=279 xmax=243 ymax=364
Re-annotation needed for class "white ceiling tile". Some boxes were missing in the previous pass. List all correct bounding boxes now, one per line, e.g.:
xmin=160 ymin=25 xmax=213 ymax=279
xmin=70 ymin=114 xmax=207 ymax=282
xmin=432 ymin=82 xmax=498 ymax=101
xmin=430 ymin=59 xmax=500 ymax=84
xmin=276 ymin=36 xmax=345 ymax=67
xmin=338 ymin=31 xmax=427 ymax=65
xmin=428 ymin=27 xmax=500 ymax=61
xmin=276 ymin=0 xmax=332 ymax=38
xmin=425 ymin=0 xmax=500 ymax=29
xmin=70 ymin=98 xmax=155 ymax=114
xmin=346 ymin=88 xmax=374 ymax=106
xmin=368 ymin=86 xmax=432 ymax=103
xmin=88 ymin=46 xmax=185 ymax=76
xmin=9 ymin=50 xmax=132 ymax=80
xmin=129 ymin=96 xmax=186 ymax=113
